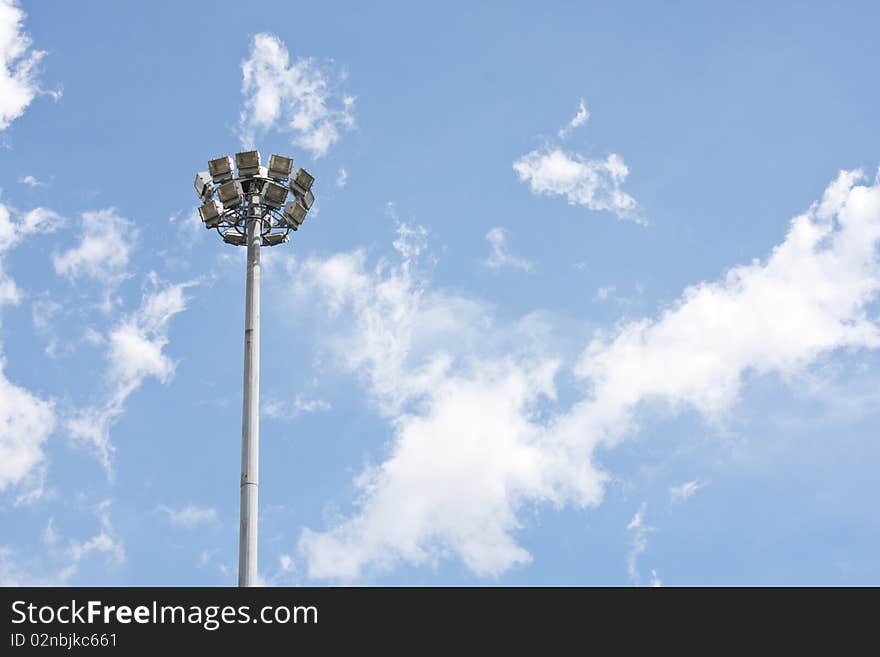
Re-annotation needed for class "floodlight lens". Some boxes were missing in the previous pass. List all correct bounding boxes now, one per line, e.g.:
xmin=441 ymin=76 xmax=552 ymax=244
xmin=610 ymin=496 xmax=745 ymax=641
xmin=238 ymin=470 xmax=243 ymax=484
xmin=291 ymin=168 xmax=315 ymax=192
xmin=199 ymin=200 xmax=222 ymax=228
xmin=268 ymin=154 xmax=293 ymax=180
xmin=301 ymin=189 xmax=315 ymax=210
xmin=218 ymin=181 xmax=242 ymax=207
xmin=283 ymin=200 xmax=308 ymax=227
xmin=236 ymin=150 xmax=261 ymax=173
xmin=208 ymin=156 xmax=234 ymax=182
xmin=199 ymin=199 xmax=220 ymax=220
xmin=262 ymin=182 xmax=288 ymax=207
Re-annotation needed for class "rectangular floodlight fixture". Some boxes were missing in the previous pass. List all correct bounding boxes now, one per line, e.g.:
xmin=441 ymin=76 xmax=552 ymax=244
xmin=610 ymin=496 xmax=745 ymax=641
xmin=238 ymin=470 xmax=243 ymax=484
xmin=218 ymin=180 xmax=242 ymax=207
xmin=289 ymin=168 xmax=314 ymax=194
xmin=300 ymin=189 xmax=315 ymax=210
xmin=217 ymin=180 xmax=242 ymax=208
xmin=283 ymin=200 xmax=307 ymax=228
xmin=208 ymin=155 xmax=234 ymax=183
xmin=198 ymin=199 xmax=222 ymax=228
xmin=263 ymin=233 xmax=289 ymax=246
xmin=261 ymin=181 xmax=289 ymax=209
xmin=236 ymin=150 xmax=261 ymax=176
xmin=194 ymin=171 xmax=213 ymax=200
xmin=223 ymin=231 xmax=247 ymax=246
xmin=268 ymin=154 xmax=293 ymax=181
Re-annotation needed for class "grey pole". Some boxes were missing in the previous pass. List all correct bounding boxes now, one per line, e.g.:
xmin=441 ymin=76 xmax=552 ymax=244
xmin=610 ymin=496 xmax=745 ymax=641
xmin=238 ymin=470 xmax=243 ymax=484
xmin=195 ymin=151 xmax=314 ymax=587
xmin=238 ymin=208 xmax=261 ymax=587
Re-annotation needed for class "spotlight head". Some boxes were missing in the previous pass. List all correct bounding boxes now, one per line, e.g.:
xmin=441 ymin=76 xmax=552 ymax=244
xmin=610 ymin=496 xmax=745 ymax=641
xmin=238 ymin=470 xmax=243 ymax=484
xmin=194 ymin=171 xmax=213 ymax=200
xmin=198 ymin=199 xmax=222 ymax=228
xmin=261 ymin=181 xmax=289 ymax=209
xmin=235 ymin=150 xmax=261 ymax=176
xmin=217 ymin=180 xmax=243 ymax=208
xmin=268 ymin=154 xmax=293 ymax=181
xmin=262 ymin=232 xmax=289 ymax=246
xmin=208 ymin=155 xmax=234 ymax=183
xmin=289 ymin=168 xmax=314 ymax=194
xmin=283 ymin=200 xmax=308 ymax=229
xmin=300 ymin=189 xmax=315 ymax=210
xmin=223 ymin=231 xmax=247 ymax=246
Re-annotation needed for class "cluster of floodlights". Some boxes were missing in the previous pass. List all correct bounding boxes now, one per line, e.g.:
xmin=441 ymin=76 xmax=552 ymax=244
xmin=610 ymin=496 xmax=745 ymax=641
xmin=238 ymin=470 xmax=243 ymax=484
xmin=194 ymin=150 xmax=315 ymax=246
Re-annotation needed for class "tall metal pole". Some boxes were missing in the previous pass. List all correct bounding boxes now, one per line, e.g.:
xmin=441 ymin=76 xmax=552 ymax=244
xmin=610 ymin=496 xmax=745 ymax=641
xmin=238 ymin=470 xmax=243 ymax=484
xmin=195 ymin=151 xmax=313 ymax=585
xmin=238 ymin=209 xmax=260 ymax=587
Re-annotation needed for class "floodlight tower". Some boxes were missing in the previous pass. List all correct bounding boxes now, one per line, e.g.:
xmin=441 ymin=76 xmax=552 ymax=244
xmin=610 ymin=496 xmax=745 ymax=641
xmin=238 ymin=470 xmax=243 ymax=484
xmin=194 ymin=150 xmax=315 ymax=587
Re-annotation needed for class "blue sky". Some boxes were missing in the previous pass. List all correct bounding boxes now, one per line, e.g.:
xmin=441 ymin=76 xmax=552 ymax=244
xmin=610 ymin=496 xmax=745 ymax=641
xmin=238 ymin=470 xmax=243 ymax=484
xmin=1 ymin=0 xmax=879 ymax=585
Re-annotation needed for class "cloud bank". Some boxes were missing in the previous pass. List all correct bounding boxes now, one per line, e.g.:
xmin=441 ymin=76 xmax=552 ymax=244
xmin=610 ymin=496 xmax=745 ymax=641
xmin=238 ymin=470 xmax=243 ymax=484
xmin=294 ymin=169 xmax=880 ymax=580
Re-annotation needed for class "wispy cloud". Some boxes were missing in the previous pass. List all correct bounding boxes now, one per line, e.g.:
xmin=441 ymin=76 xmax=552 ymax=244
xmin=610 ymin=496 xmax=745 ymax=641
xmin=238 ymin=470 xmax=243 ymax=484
xmin=65 ymin=274 xmax=196 ymax=473
xmin=670 ymin=480 xmax=704 ymax=502
xmin=66 ymin=500 xmax=124 ymax=566
xmin=0 ymin=202 xmax=57 ymax=497
xmin=336 ymin=168 xmax=348 ymax=188
xmin=626 ymin=504 xmax=655 ymax=586
xmin=18 ymin=174 xmax=44 ymax=187
xmin=156 ymin=504 xmax=219 ymax=529
xmin=53 ymin=209 xmax=135 ymax=286
xmin=263 ymin=394 xmax=331 ymax=421
xmin=594 ymin=285 xmax=615 ymax=301
xmin=483 ymin=227 xmax=535 ymax=272
xmin=1 ymin=502 xmax=122 ymax=585
xmin=0 ymin=204 xmax=62 ymax=305
xmin=558 ymin=98 xmax=590 ymax=139
xmin=238 ymin=33 xmax=354 ymax=158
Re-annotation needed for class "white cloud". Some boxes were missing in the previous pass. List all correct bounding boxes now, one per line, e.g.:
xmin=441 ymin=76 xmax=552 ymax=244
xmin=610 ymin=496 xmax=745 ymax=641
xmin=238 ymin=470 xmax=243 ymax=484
xmin=0 ymin=202 xmax=57 ymax=496
xmin=336 ymin=168 xmax=348 ymax=188
xmin=574 ymin=169 xmax=880 ymax=426
xmin=157 ymin=504 xmax=219 ymax=528
xmin=595 ymin=285 xmax=615 ymax=301
xmin=483 ymin=227 xmax=535 ymax=272
xmin=263 ymin=394 xmax=331 ymax=420
xmin=0 ymin=360 xmax=55 ymax=494
xmin=67 ymin=501 xmax=124 ymax=566
xmin=66 ymin=274 xmax=194 ymax=473
xmin=42 ymin=517 xmax=59 ymax=545
xmin=238 ymin=33 xmax=354 ymax=157
xmin=0 ymin=545 xmax=77 ymax=586
xmin=1 ymin=501 xmax=123 ymax=585
xmin=515 ymin=100 xmax=638 ymax=221
xmin=32 ymin=295 xmax=64 ymax=356
xmin=0 ymin=203 xmax=61 ymax=305
xmin=295 ymin=169 xmax=880 ymax=581
xmin=293 ymin=224 xmax=600 ymax=580
xmin=169 ymin=208 xmax=203 ymax=239
xmin=514 ymin=148 xmax=639 ymax=221
xmin=558 ymin=98 xmax=590 ymax=139
xmin=670 ymin=480 xmax=703 ymax=502
xmin=0 ymin=0 xmax=59 ymax=131
xmin=53 ymin=209 xmax=135 ymax=284
xmin=650 ymin=569 xmax=662 ymax=587
xmin=626 ymin=504 xmax=654 ymax=585
xmin=18 ymin=174 xmax=43 ymax=187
